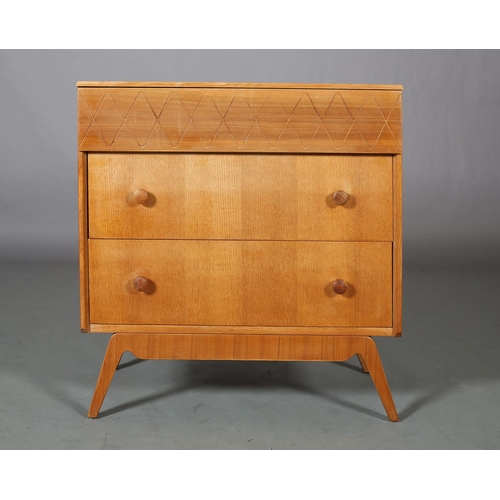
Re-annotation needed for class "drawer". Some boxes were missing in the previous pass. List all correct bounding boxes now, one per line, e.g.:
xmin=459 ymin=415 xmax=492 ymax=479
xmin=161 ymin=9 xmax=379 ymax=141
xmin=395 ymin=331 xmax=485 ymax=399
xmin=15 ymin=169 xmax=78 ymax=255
xmin=88 ymin=153 xmax=393 ymax=241
xmin=88 ymin=240 xmax=392 ymax=327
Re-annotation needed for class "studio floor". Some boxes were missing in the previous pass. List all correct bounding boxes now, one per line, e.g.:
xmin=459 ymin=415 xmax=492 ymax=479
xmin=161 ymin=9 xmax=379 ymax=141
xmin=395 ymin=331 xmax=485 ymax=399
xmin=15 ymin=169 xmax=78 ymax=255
xmin=1 ymin=262 xmax=499 ymax=450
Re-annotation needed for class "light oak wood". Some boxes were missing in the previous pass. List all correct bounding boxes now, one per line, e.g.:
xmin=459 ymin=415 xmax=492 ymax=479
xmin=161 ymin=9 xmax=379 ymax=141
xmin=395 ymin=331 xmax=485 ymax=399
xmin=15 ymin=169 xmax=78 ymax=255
xmin=88 ymin=324 xmax=395 ymax=336
xmin=88 ymin=153 xmax=393 ymax=241
xmin=129 ymin=188 xmax=149 ymax=205
xmin=78 ymin=151 xmax=89 ymax=332
xmin=393 ymin=154 xmax=403 ymax=335
xmin=88 ymin=240 xmax=393 ymax=327
xmin=77 ymin=81 xmax=404 ymax=90
xmin=78 ymin=81 xmax=402 ymax=421
xmin=357 ymin=353 xmax=370 ymax=373
xmin=87 ymin=334 xmax=398 ymax=421
xmin=78 ymin=87 xmax=402 ymax=153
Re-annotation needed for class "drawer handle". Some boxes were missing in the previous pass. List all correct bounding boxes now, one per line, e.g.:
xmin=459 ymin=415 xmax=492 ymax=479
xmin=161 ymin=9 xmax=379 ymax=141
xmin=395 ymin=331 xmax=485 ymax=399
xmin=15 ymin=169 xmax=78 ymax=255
xmin=134 ymin=276 xmax=152 ymax=293
xmin=130 ymin=189 xmax=149 ymax=205
xmin=332 ymin=190 xmax=349 ymax=206
xmin=332 ymin=279 xmax=348 ymax=294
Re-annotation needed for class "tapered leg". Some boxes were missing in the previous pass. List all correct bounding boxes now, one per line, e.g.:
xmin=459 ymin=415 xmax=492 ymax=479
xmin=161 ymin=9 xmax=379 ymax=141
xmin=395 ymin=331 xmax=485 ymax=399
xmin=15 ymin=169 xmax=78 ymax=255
xmin=88 ymin=334 xmax=124 ymax=418
xmin=356 ymin=353 xmax=369 ymax=373
xmin=362 ymin=338 xmax=399 ymax=422
xmin=87 ymin=333 xmax=398 ymax=421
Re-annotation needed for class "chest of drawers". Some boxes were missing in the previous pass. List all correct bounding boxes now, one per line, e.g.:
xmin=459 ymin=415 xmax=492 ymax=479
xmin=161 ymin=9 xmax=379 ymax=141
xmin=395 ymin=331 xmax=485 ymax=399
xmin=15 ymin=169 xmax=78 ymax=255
xmin=77 ymin=81 xmax=402 ymax=421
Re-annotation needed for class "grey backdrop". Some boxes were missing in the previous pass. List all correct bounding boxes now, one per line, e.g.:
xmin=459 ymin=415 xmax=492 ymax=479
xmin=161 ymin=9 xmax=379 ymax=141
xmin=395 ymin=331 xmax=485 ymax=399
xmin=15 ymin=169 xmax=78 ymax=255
xmin=1 ymin=50 xmax=499 ymax=269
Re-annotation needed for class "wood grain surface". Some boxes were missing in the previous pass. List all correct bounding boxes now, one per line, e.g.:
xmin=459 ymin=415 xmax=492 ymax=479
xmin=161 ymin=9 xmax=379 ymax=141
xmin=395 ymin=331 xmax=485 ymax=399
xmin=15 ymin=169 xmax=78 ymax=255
xmin=88 ymin=240 xmax=392 ymax=327
xmin=80 ymin=81 xmax=403 ymax=421
xmin=393 ymin=154 xmax=403 ymax=335
xmin=88 ymin=153 xmax=393 ymax=241
xmin=78 ymin=87 xmax=402 ymax=153
xmin=77 ymin=82 xmax=403 ymax=90
xmin=87 ymin=333 xmax=398 ymax=421
xmin=78 ymin=152 xmax=89 ymax=332
xmin=88 ymin=324 xmax=394 ymax=336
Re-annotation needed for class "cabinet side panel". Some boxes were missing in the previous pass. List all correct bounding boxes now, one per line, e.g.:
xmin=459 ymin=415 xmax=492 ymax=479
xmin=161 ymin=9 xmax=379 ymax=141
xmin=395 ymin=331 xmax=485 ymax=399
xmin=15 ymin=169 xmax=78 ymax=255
xmin=393 ymin=154 xmax=402 ymax=335
xmin=78 ymin=151 xmax=90 ymax=332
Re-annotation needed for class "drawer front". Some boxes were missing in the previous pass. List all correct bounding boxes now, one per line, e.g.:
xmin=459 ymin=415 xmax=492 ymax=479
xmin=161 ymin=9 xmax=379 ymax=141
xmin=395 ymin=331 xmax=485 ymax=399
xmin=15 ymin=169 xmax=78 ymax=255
xmin=88 ymin=153 xmax=393 ymax=241
xmin=89 ymin=240 xmax=392 ymax=327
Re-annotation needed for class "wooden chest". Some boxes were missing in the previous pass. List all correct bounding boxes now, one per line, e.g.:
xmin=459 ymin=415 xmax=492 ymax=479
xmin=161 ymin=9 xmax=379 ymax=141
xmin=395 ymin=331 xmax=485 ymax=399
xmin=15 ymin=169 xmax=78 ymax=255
xmin=77 ymin=81 xmax=402 ymax=421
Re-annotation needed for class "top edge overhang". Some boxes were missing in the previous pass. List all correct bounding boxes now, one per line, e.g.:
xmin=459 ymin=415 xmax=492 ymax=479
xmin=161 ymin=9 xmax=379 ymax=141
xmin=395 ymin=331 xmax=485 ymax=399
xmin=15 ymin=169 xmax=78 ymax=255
xmin=76 ymin=81 xmax=403 ymax=91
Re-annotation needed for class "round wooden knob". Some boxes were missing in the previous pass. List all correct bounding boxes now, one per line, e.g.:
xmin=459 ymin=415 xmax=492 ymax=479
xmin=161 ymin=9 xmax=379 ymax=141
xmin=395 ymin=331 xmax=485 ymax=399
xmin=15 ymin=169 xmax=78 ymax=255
xmin=134 ymin=276 xmax=151 ymax=292
xmin=332 ymin=190 xmax=349 ymax=206
xmin=332 ymin=279 xmax=348 ymax=294
xmin=131 ymin=189 xmax=149 ymax=205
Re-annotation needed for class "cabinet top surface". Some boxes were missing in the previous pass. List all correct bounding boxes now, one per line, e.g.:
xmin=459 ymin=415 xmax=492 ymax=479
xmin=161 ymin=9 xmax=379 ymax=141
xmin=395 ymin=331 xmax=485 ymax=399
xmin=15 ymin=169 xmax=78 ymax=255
xmin=76 ymin=81 xmax=403 ymax=90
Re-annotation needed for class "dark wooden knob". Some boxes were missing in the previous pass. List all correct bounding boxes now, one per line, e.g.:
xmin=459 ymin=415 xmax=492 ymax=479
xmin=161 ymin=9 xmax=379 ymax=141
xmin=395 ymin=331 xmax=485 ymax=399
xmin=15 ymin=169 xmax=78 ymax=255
xmin=332 ymin=279 xmax=348 ymax=294
xmin=131 ymin=189 xmax=149 ymax=205
xmin=332 ymin=190 xmax=349 ymax=206
xmin=134 ymin=276 xmax=151 ymax=292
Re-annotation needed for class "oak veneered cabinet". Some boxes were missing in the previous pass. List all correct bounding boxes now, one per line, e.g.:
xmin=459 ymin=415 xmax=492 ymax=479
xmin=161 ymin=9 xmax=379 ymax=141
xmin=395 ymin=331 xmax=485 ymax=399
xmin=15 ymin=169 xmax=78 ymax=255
xmin=78 ymin=81 xmax=403 ymax=421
